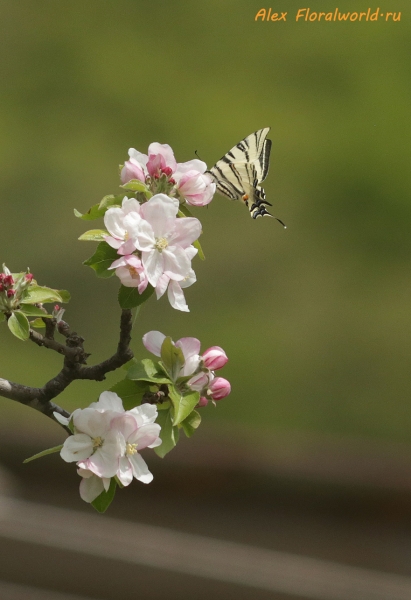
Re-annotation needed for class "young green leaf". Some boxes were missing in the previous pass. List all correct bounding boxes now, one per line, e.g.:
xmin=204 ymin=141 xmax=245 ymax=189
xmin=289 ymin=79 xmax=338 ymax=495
xmin=57 ymin=289 xmax=71 ymax=303
xmin=126 ymin=358 xmax=171 ymax=384
xmin=78 ymin=229 xmax=109 ymax=242
xmin=120 ymin=179 xmax=152 ymax=196
xmin=108 ymin=378 xmax=149 ymax=410
xmin=154 ymin=407 xmax=180 ymax=458
xmin=160 ymin=336 xmax=185 ymax=381
xmin=83 ymin=242 xmax=119 ymax=278
xmin=181 ymin=410 xmax=201 ymax=438
xmin=98 ymin=194 xmax=125 ymax=211
xmin=91 ymin=478 xmax=117 ymax=513
xmin=29 ymin=318 xmax=46 ymax=328
xmin=118 ymin=284 xmax=155 ymax=309
xmin=8 ymin=311 xmax=30 ymax=341
xmin=19 ymin=305 xmax=52 ymax=318
xmin=23 ymin=444 xmax=64 ymax=463
xmin=20 ymin=286 xmax=64 ymax=304
xmin=74 ymin=195 xmax=123 ymax=221
xmin=168 ymin=385 xmax=200 ymax=426
xmin=193 ymin=239 xmax=205 ymax=261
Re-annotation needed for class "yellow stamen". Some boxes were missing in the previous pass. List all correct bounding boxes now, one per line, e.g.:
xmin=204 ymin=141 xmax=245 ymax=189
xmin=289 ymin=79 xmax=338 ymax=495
xmin=155 ymin=237 xmax=168 ymax=252
xmin=126 ymin=442 xmax=138 ymax=456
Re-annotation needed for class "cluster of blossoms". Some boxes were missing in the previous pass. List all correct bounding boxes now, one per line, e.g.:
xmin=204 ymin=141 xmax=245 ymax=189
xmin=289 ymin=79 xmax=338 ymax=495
xmin=0 ymin=265 xmax=33 ymax=312
xmin=143 ymin=330 xmax=231 ymax=406
xmin=121 ymin=142 xmax=216 ymax=208
xmin=56 ymin=392 xmax=161 ymax=503
xmin=105 ymin=194 xmax=200 ymax=312
xmin=103 ymin=143 xmax=217 ymax=312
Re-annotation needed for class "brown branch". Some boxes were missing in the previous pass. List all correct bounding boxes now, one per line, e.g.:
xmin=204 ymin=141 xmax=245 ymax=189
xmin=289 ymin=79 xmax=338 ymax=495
xmin=0 ymin=309 xmax=134 ymax=430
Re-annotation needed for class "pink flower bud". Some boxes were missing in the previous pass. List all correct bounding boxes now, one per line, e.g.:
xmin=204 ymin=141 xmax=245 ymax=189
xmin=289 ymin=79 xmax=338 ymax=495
xmin=0 ymin=284 xmax=3 ymax=292
xmin=162 ymin=166 xmax=173 ymax=177
xmin=7 ymin=289 xmax=15 ymax=297
xmin=208 ymin=377 xmax=231 ymax=401
xmin=4 ymin=275 xmax=14 ymax=287
xmin=197 ymin=396 xmax=209 ymax=407
xmin=187 ymin=371 xmax=211 ymax=392
xmin=121 ymin=160 xmax=146 ymax=184
xmin=202 ymin=346 xmax=228 ymax=370
xmin=25 ymin=273 xmax=34 ymax=282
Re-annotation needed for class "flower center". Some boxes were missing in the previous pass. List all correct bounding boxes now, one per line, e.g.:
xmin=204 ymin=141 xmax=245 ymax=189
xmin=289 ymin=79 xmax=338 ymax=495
xmin=126 ymin=442 xmax=138 ymax=456
xmin=127 ymin=266 xmax=139 ymax=276
xmin=92 ymin=436 xmax=104 ymax=450
xmin=155 ymin=237 xmax=168 ymax=252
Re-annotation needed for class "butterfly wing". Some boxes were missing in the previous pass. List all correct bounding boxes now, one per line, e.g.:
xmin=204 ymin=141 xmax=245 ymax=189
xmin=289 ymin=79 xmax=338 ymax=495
xmin=206 ymin=128 xmax=283 ymax=222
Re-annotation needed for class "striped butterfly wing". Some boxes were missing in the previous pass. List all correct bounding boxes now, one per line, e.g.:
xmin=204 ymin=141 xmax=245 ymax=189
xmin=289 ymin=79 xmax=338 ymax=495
xmin=206 ymin=128 xmax=284 ymax=223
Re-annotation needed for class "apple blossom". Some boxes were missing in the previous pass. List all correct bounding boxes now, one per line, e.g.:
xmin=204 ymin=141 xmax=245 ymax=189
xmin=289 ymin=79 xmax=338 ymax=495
xmin=108 ymin=254 xmax=148 ymax=294
xmin=61 ymin=408 xmax=122 ymax=478
xmin=104 ymin=196 xmax=141 ymax=255
xmin=173 ymin=159 xmax=216 ymax=207
xmin=143 ymin=330 xmax=202 ymax=377
xmin=110 ymin=412 xmax=161 ymax=486
xmin=129 ymin=194 xmax=201 ymax=288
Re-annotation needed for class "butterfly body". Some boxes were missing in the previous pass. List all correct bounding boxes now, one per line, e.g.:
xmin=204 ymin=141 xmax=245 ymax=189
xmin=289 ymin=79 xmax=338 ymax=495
xmin=206 ymin=128 xmax=285 ymax=225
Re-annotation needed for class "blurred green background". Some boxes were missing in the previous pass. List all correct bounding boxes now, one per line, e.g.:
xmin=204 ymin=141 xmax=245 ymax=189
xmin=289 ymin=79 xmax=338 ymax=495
xmin=0 ymin=0 xmax=410 ymax=445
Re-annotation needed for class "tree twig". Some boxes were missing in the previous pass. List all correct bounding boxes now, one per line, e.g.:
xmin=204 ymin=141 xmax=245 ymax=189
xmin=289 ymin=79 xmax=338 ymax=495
xmin=0 ymin=309 xmax=134 ymax=432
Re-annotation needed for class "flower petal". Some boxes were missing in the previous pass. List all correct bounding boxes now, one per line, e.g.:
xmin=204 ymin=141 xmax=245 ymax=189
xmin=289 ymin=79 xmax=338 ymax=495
xmin=132 ymin=423 xmax=161 ymax=450
xmin=167 ymin=280 xmax=189 ymax=312
xmin=60 ymin=434 xmax=93 ymax=463
xmin=142 ymin=331 xmax=165 ymax=356
xmin=169 ymin=217 xmax=202 ymax=248
xmin=175 ymin=337 xmax=201 ymax=360
xmin=129 ymin=452 xmax=153 ymax=484
xmin=117 ymin=456 xmax=134 ymax=486
xmin=79 ymin=474 xmax=105 ymax=503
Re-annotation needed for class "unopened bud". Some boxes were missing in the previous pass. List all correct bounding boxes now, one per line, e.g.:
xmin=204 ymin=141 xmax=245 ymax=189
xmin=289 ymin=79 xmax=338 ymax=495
xmin=197 ymin=397 xmax=209 ymax=408
xmin=208 ymin=377 xmax=231 ymax=401
xmin=7 ymin=289 xmax=15 ymax=298
xmin=202 ymin=346 xmax=228 ymax=370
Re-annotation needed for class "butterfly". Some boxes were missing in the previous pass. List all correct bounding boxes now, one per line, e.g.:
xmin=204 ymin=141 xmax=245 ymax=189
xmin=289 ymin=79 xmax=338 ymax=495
xmin=206 ymin=128 xmax=285 ymax=225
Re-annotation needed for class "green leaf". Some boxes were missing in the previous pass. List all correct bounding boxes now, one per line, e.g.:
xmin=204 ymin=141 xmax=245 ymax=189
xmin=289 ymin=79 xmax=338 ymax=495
xmin=8 ymin=311 xmax=30 ymax=340
xmin=74 ymin=195 xmax=123 ymax=221
xmin=168 ymin=385 xmax=200 ymax=426
xmin=118 ymin=284 xmax=155 ymax=309
xmin=0 ymin=312 xmax=6 ymax=323
xmin=193 ymin=239 xmax=205 ymax=261
xmin=57 ymin=289 xmax=71 ymax=303
xmin=120 ymin=179 xmax=152 ymax=196
xmin=83 ymin=242 xmax=119 ymax=278
xmin=20 ymin=286 xmax=63 ymax=304
xmin=181 ymin=410 xmax=201 ymax=438
xmin=126 ymin=358 xmax=171 ymax=384
xmin=98 ymin=194 xmax=125 ymax=211
xmin=78 ymin=229 xmax=109 ymax=242
xmin=154 ymin=407 xmax=180 ymax=458
xmin=91 ymin=478 xmax=117 ymax=513
xmin=19 ymin=305 xmax=52 ymax=318
xmin=29 ymin=318 xmax=46 ymax=328
xmin=160 ymin=336 xmax=185 ymax=382
xmin=108 ymin=378 xmax=149 ymax=410
xmin=23 ymin=444 xmax=63 ymax=463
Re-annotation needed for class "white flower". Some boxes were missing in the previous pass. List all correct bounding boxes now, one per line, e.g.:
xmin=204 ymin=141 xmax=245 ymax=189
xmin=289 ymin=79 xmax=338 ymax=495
xmin=61 ymin=408 xmax=122 ymax=478
xmin=143 ymin=330 xmax=202 ymax=377
xmin=104 ymin=196 xmax=141 ymax=255
xmin=110 ymin=410 xmax=162 ymax=486
xmin=126 ymin=194 xmax=201 ymax=288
